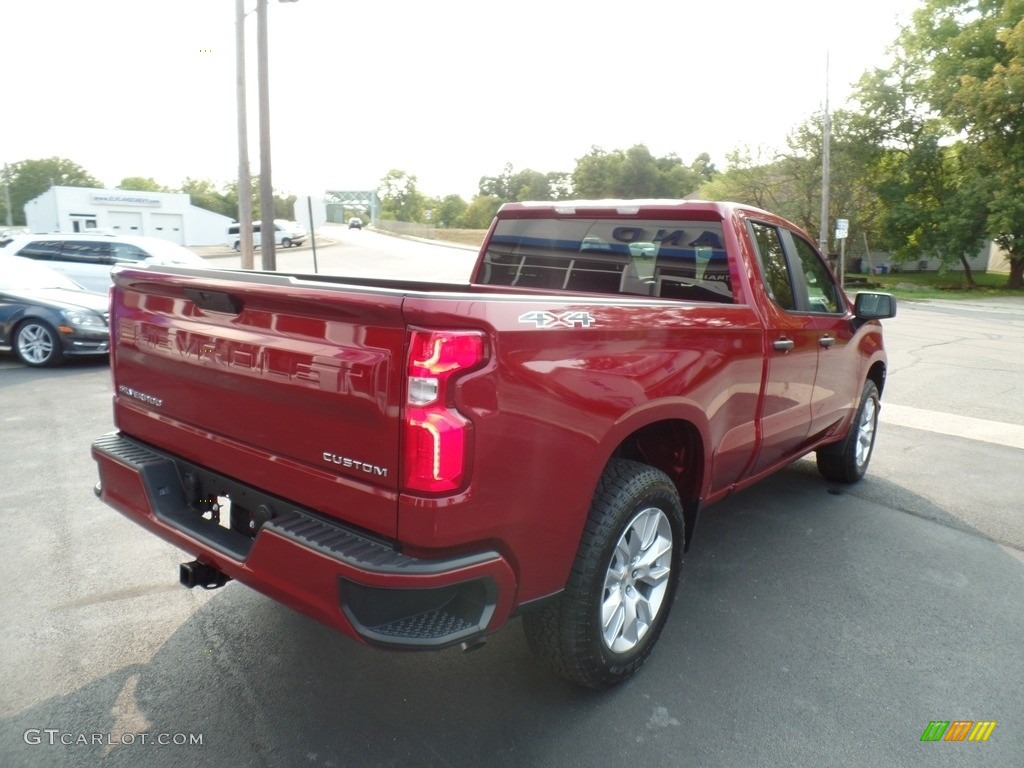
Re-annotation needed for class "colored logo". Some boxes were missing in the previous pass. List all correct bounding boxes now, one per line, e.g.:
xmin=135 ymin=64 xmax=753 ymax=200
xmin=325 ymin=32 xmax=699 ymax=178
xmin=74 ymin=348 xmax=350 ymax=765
xmin=920 ymin=720 xmax=997 ymax=742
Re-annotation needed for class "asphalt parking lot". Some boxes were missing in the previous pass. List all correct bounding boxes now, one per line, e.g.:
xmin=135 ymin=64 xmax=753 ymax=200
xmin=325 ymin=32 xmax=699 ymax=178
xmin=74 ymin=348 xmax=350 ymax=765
xmin=0 ymin=264 xmax=1021 ymax=767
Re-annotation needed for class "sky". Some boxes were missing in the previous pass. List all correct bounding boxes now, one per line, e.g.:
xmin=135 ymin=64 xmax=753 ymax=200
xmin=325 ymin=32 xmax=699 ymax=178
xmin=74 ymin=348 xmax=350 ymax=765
xmin=2 ymin=0 xmax=923 ymax=201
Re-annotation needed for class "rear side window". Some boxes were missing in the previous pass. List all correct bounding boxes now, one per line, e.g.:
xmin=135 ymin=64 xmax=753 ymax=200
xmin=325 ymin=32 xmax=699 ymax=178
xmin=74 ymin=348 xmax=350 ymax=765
xmin=12 ymin=240 xmax=62 ymax=260
xmin=110 ymin=243 xmax=149 ymax=263
xmin=791 ymin=234 xmax=842 ymax=313
xmin=749 ymin=222 xmax=795 ymax=310
xmin=478 ymin=218 xmax=733 ymax=303
xmin=749 ymin=222 xmax=843 ymax=314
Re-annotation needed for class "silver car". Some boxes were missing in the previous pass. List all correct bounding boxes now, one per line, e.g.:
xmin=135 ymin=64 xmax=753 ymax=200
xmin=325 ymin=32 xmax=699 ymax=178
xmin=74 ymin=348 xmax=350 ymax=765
xmin=2 ymin=233 xmax=209 ymax=294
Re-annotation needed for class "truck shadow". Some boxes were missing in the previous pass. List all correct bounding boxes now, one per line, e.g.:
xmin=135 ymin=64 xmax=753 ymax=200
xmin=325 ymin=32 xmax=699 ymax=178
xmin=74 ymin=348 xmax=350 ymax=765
xmin=3 ymin=463 xmax=1022 ymax=767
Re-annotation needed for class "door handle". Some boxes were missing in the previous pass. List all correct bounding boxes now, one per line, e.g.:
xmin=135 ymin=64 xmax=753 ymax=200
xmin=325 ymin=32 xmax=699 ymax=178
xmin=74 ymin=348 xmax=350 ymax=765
xmin=819 ymin=335 xmax=836 ymax=349
xmin=773 ymin=338 xmax=795 ymax=352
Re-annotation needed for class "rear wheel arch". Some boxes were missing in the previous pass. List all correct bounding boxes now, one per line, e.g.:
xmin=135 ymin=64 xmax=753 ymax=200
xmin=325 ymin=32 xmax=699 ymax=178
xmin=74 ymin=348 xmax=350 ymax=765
xmin=607 ymin=417 xmax=705 ymax=552
xmin=524 ymin=458 xmax=686 ymax=688
xmin=867 ymin=361 xmax=886 ymax=397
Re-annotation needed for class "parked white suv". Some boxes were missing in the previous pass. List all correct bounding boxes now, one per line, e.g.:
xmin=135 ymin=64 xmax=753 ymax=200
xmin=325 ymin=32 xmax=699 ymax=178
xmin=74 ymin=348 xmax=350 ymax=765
xmin=226 ymin=219 xmax=306 ymax=251
xmin=1 ymin=233 xmax=208 ymax=294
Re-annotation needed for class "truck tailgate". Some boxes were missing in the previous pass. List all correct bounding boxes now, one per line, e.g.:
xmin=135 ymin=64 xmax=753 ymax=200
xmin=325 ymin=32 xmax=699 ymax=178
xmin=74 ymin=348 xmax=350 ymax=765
xmin=108 ymin=267 xmax=405 ymax=538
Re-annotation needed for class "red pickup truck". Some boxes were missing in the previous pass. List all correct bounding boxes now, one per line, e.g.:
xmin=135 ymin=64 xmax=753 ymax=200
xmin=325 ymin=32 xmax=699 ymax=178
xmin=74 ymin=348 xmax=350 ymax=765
xmin=92 ymin=200 xmax=895 ymax=688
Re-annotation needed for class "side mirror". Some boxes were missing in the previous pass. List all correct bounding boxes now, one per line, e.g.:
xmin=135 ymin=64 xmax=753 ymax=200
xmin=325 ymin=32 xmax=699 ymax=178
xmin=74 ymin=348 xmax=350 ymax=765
xmin=853 ymin=292 xmax=897 ymax=320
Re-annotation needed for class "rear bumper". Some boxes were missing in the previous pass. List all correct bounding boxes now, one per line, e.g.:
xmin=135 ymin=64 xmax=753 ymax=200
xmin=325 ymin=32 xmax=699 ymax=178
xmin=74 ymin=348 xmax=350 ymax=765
xmin=91 ymin=432 xmax=517 ymax=649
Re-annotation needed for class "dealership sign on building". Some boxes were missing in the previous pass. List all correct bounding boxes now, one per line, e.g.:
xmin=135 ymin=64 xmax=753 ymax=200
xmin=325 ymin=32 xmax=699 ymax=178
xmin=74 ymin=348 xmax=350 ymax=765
xmin=90 ymin=192 xmax=162 ymax=207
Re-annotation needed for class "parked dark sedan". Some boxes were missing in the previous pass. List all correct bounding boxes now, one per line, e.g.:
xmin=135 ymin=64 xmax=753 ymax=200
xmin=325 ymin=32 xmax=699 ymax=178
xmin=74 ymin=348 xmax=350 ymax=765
xmin=0 ymin=256 xmax=109 ymax=367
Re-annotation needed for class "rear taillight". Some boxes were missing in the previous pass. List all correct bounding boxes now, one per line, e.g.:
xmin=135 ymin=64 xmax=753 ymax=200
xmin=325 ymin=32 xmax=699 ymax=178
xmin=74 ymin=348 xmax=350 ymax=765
xmin=402 ymin=329 xmax=486 ymax=493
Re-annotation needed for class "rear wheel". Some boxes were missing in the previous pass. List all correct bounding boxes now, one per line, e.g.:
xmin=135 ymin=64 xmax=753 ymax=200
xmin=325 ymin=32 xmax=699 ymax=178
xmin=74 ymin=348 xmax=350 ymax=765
xmin=816 ymin=380 xmax=880 ymax=483
xmin=523 ymin=459 xmax=684 ymax=689
xmin=281 ymin=237 xmax=293 ymax=248
xmin=15 ymin=320 xmax=64 ymax=367
xmin=233 ymin=241 xmax=240 ymax=252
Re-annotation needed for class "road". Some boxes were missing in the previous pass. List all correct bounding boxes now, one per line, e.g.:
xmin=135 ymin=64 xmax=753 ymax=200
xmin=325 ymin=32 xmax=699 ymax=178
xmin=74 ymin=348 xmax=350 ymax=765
xmin=1 ymin=234 xmax=1021 ymax=767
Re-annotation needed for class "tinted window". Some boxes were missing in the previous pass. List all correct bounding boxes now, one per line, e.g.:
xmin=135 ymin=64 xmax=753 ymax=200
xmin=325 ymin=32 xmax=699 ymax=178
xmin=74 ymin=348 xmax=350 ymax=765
xmin=791 ymin=234 xmax=842 ymax=313
xmin=12 ymin=240 xmax=62 ymax=260
xmin=59 ymin=241 xmax=114 ymax=264
xmin=479 ymin=218 xmax=733 ymax=303
xmin=749 ymin=222 xmax=795 ymax=310
xmin=110 ymin=243 xmax=149 ymax=263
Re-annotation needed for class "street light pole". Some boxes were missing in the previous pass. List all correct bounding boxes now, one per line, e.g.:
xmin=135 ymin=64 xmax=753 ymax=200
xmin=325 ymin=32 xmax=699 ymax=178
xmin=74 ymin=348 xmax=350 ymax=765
xmin=818 ymin=52 xmax=831 ymax=255
xmin=235 ymin=0 xmax=254 ymax=269
xmin=256 ymin=0 xmax=276 ymax=270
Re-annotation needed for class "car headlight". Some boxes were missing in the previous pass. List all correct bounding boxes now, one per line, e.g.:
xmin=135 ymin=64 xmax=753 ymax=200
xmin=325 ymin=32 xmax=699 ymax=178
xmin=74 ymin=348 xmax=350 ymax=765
xmin=62 ymin=310 xmax=108 ymax=329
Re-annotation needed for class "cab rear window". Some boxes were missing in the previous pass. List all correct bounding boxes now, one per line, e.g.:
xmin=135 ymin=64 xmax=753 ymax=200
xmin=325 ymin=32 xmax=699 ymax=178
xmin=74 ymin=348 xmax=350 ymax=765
xmin=477 ymin=218 xmax=733 ymax=303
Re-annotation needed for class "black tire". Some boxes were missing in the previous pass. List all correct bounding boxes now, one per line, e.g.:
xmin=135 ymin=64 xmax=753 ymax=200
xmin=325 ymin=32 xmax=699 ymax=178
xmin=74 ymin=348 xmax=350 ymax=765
xmin=233 ymin=241 xmax=241 ymax=252
xmin=281 ymin=237 xmax=292 ymax=248
xmin=816 ymin=380 xmax=880 ymax=483
xmin=523 ymin=459 xmax=684 ymax=689
xmin=14 ymin=320 xmax=65 ymax=368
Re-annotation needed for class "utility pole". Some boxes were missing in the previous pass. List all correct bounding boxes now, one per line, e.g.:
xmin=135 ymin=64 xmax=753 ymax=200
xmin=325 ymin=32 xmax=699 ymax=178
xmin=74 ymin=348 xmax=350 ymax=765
xmin=235 ymin=0 xmax=254 ymax=269
xmin=2 ymin=164 xmax=12 ymax=227
xmin=818 ymin=52 xmax=831 ymax=255
xmin=256 ymin=0 xmax=276 ymax=270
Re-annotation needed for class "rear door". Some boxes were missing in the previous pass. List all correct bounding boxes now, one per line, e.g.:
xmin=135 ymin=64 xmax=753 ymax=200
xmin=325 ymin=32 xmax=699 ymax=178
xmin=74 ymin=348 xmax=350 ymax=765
xmin=781 ymin=229 xmax=860 ymax=439
xmin=747 ymin=220 xmax=861 ymax=473
xmin=746 ymin=221 xmax=820 ymax=474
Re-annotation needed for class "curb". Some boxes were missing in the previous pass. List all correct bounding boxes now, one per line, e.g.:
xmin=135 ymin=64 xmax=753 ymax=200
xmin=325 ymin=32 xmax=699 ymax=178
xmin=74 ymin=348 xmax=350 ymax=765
xmin=195 ymin=236 xmax=336 ymax=260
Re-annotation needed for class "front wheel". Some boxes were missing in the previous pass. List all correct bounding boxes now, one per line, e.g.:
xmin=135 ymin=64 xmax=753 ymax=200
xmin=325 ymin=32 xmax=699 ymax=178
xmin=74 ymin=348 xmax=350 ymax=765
xmin=15 ymin=320 xmax=64 ymax=367
xmin=523 ymin=459 xmax=684 ymax=689
xmin=816 ymin=380 xmax=880 ymax=483
xmin=281 ymin=237 xmax=292 ymax=248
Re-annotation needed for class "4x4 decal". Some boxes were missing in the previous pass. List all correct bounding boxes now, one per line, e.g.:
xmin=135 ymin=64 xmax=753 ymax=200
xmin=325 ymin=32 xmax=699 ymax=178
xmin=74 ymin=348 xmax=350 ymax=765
xmin=518 ymin=310 xmax=596 ymax=329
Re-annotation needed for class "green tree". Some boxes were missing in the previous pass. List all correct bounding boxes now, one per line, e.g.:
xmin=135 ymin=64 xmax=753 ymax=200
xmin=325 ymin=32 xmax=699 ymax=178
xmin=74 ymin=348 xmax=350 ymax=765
xmin=894 ymin=0 xmax=1024 ymax=287
xmin=460 ymin=195 xmax=502 ymax=229
xmin=177 ymin=177 xmax=296 ymax=222
xmin=478 ymin=163 xmax=562 ymax=202
xmin=435 ymin=194 xmax=469 ymax=228
xmin=1 ymin=157 xmax=101 ymax=226
xmin=180 ymin=177 xmax=233 ymax=218
xmin=699 ymin=146 xmax=787 ymax=212
xmin=478 ymin=163 xmax=515 ymax=200
xmin=571 ymin=147 xmax=625 ymax=198
xmin=118 ymin=177 xmax=168 ymax=192
xmin=546 ymin=171 xmax=573 ymax=200
xmin=699 ymin=112 xmax=885 ymax=261
xmin=689 ymin=153 xmax=718 ymax=185
xmin=222 ymin=177 xmax=262 ymax=221
xmin=851 ymin=61 xmax=991 ymax=281
xmin=273 ymin=191 xmax=297 ymax=221
xmin=378 ymin=169 xmax=426 ymax=222
xmin=571 ymin=144 xmax=709 ymax=199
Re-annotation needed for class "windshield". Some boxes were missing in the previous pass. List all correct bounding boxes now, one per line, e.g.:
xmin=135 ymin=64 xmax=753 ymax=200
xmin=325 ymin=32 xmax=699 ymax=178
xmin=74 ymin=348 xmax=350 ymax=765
xmin=0 ymin=256 xmax=84 ymax=291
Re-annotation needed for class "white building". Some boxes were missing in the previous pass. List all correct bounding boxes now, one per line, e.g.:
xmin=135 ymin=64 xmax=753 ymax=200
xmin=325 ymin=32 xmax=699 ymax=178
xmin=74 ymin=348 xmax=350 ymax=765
xmin=23 ymin=186 xmax=233 ymax=246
